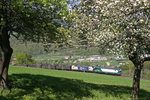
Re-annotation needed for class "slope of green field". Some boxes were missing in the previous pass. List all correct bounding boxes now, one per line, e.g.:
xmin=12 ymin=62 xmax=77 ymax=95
xmin=0 ymin=66 xmax=149 ymax=100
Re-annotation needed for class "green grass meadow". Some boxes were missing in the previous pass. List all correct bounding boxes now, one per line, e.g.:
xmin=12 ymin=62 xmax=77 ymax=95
xmin=0 ymin=66 xmax=150 ymax=100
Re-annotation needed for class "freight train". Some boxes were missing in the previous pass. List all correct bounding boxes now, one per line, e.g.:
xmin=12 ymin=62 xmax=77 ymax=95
xmin=13 ymin=64 xmax=122 ymax=75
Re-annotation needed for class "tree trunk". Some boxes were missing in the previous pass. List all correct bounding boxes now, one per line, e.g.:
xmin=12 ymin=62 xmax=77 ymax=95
xmin=132 ymin=62 xmax=143 ymax=100
xmin=0 ymin=26 xmax=13 ymax=89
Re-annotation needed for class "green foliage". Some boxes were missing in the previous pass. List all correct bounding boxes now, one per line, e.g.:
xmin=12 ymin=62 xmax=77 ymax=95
xmin=1 ymin=0 xmax=71 ymax=44
xmin=16 ymin=53 xmax=35 ymax=64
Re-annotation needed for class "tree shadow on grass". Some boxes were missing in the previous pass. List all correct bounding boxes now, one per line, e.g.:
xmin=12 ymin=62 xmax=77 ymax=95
xmin=0 ymin=74 xmax=149 ymax=100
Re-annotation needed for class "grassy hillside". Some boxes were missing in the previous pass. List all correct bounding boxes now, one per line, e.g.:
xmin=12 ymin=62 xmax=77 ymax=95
xmin=0 ymin=66 xmax=149 ymax=100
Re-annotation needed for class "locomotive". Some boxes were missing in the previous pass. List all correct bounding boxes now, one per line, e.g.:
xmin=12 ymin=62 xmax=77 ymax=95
xmin=71 ymin=65 xmax=122 ymax=75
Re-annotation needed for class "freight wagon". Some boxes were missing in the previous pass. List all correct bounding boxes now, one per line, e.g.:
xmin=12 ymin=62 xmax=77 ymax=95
xmin=71 ymin=65 xmax=94 ymax=71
